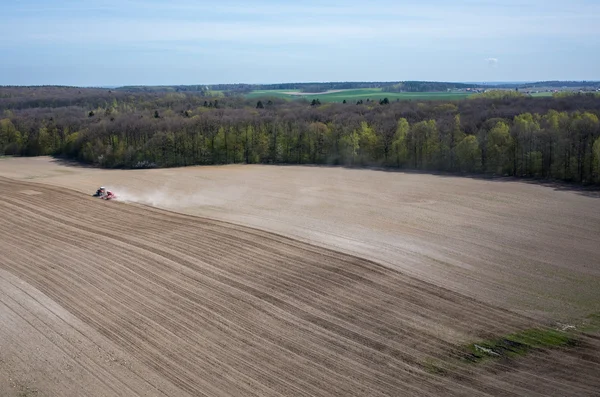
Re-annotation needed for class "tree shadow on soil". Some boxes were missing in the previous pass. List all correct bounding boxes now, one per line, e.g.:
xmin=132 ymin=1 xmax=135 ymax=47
xmin=271 ymin=163 xmax=600 ymax=199
xmin=436 ymin=173 xmax=600 ymax=199
xmin=50 ymin=156 xmax=600 ymax=199
xmin=380 ymin=168 xmax=600 ymax=199
xmin=51 ymin=157 xmax=97 ymax=169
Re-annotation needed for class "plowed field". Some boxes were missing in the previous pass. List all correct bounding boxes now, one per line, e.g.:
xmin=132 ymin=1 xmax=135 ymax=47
xmin=1 ymin=158 xmax=600 ymax=396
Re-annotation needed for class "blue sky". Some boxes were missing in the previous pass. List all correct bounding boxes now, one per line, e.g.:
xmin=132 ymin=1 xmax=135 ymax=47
xmin=1 ymin=0 xmax=599 ymax=86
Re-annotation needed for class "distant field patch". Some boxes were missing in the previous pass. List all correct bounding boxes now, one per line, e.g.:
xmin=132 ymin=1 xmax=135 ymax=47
xmin=246 ymin=88 xmax=472 ymax=102
xmin=529 ymin=92 xmax=554 ymax=97
xmin=245 ymin=90 xmax=301 ymax=100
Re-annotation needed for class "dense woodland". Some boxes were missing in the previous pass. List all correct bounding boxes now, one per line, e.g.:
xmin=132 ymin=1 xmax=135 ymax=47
xmin=494 ymin=81 xmax=600 ymax=89
xmin=382 ymin=82 xmax=477 ymax=92
xmin=114 ymin=82 xmax=479 ymax=95
xmin=1 ymin=86 xmax=600 ymax=184
xmin=117 ymin=80 xmax=600 ymax=93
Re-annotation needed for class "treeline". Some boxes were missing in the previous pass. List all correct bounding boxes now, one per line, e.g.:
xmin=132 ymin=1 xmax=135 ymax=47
xmin=492 ymin=81 xmax=600 ymax=89
xmin=1 ymin=87 xmax=600 ymax=184
xmin=120 ymin=81 xmax=600 ymax=93
xmin=112 ymin=82 xmax=396 ymax=95
xmin=382 ymin=81 xmax=477 ymax=93
xmin=132 ymin=81 xmax=480 ymax=94
xmin=114 ymin=81 xmax=485 ymax=94
xmin=116 ymin=85 xmax=211 ymax=94
xmin=206 ymin=82 xmax=394 ymax=91
xmin=0 ymin=87 xmax=242 ymax=111
xmin=0 ymin=86 xmax=129 ymax=110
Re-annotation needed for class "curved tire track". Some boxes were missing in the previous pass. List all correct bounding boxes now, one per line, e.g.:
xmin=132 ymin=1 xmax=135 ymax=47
xmin=0 ymin=178 xmax=599 ymax=396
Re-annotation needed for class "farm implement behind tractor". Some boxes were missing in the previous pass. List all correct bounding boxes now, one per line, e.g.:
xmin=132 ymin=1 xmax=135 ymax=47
xmin=93 ymin=187 xmax=117 ymax=200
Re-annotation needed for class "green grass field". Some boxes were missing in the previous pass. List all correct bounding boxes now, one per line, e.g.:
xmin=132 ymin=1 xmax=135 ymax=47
xmin=463 ymin=328 xmax=576 ymax=363
xmin=245 ymin=89 xmax=302 ymax=100
xmin=246 ymin=88 xmax=472 ymax=103
xmin=529 ymin=92 xmax=554 ymax=97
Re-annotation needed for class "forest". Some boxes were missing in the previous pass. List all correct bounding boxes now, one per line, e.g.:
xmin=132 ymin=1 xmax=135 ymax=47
xmin=1 ymin=86 xmax=600 ymax=184
xmin=382 ymin=81 xmax=477 ymax=92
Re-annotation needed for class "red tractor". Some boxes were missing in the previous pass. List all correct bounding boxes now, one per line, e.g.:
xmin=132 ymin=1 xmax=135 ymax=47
xmin=93 ymin=187 xmax=117 ymax=200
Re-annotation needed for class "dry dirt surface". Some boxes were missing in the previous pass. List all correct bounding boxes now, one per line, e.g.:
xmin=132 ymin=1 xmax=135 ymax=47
xmin=1 ymin=157 xmax=599 ymax=321
xmin=2 ymin=177 xmax=600 ymax=396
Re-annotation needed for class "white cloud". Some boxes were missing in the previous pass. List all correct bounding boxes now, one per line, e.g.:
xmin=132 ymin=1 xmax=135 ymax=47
xmin=486 ymin=58 xmax=499 ymax=67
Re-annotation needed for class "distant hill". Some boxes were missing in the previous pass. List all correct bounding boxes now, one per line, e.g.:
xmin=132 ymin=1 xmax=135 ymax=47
xmin=112 ymin=80 xmax=600 ymax=95
xmin=381 ymin=81 xmax=478 ymax=93
xmin=3 ymin=81 xmax=597 ymax=95
xmin=481 ymin=81 xmax=600 ymax=89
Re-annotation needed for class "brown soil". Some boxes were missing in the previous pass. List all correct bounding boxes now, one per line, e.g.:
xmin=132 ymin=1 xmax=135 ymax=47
xmin=0 ymin=158 xmax=599 ymax=395
xmin=1 ymin=157 xmax=599 ymax=320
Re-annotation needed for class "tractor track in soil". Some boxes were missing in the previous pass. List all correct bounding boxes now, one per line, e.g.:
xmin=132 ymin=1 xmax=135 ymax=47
xmin=1 ymin=177 xmax=600 ymax=396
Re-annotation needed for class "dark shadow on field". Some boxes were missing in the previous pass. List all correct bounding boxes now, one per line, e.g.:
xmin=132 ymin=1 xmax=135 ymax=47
xmin=50 ymin=155 xmax=600 ymax=199
xmin=505 ymin=178 xmax=600 ymax=199
xmin=384 ymin=168 xmax=600 ymax=199
xmin=401 ymin=170 xmax=600 ymax=199
xmin=268 ymin=163 xmax=600 ymax=199
xmin=390 ymin=170 xmax=600 ymax=198
xmin=50 ymin=156 xmax=153 ymax=171
xmin=51 ymin=156 xmax=98 ymax=169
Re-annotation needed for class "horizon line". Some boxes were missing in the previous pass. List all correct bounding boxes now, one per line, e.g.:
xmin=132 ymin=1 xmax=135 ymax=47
xmin=2 ymin=79 xmax=600 ymax=89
